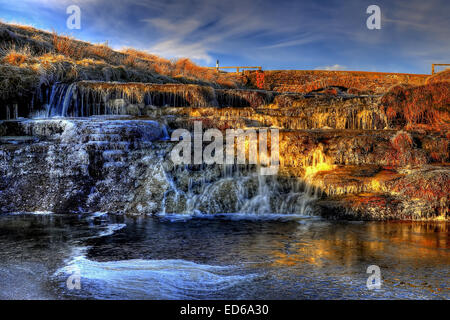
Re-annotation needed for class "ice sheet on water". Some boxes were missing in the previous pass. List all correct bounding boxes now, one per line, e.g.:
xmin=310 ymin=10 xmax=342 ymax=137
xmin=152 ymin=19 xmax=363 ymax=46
xmin=56 ymin=256 xmax=256 ymax=299
xmin=96 ymin=223 xmax=126 ymax=237
xmin=156 ymin=212 xmax=314 ymax=222
xmin=5 ymin=211 xmax=54 ymax=215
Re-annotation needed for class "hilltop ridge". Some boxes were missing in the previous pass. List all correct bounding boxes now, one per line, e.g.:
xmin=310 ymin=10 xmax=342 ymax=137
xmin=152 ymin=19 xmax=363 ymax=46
xmin=0 ymin=22 xmax=241 ymax=99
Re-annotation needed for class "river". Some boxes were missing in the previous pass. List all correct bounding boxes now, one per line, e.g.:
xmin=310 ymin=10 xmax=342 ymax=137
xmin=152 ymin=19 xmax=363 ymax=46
xmin=0 ymin=212 xmax=447 ymax=299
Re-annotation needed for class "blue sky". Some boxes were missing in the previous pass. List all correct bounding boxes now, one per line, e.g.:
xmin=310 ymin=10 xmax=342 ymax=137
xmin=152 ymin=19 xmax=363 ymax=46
xmin=0 ymin=0 xmax=449 ymax=74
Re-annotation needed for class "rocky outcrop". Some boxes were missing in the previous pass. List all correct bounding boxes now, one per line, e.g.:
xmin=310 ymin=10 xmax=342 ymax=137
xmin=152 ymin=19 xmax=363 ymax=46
xmin=242 ymin=70 xmax=428 ymax=94
xmin=0 ymin=119 xmax=316 ymax=215
xmin=0 ymin=72 xmax=448 ymax=220
xmin=0 ymin=119 xmax=170 ymax=214
xmin=315 ymin=165 xmax=449 ymax=220
xmin=1 ymin=81 xmax=276 ymax=120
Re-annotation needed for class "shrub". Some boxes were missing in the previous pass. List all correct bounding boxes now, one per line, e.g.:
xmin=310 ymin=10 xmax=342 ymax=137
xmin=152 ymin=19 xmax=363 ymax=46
xmin=256 ymin=71 xmax=265 ymax=89
xmin=52 ymin=32 xmax=84 ymax=60
xmin=386 ymin=131 xmax=428 ymax=166
xmin=0 ymin=44 xmax=33 ymax=66
xmin=84 ymin=42 xmax=115 ymax=62
xmin=122 ymin=54 xmax=142 ymax=68
xmin=381 ymin=82 xmax=450 ymax=130
xmin=426 ymin=69 xmax=450 ymax=84
xmin=391 ymin=131 xmax=413 ymax=151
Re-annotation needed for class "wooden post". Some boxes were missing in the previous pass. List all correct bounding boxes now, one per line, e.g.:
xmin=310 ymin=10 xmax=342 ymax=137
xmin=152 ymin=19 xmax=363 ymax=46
xmin=431 ymin=63 xmax=450 ymax=75
xmin=207 ymin=66 xmax=262 ymax=73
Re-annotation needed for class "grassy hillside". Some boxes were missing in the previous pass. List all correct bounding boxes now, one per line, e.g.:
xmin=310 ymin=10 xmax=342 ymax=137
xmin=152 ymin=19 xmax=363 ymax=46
xmin=0 ymin=22 xmax=240 ymax=101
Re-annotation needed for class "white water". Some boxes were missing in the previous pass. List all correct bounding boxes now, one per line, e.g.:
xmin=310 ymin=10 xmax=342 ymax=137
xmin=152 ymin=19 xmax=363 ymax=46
xmin=179 ymin=170 xmax=318 ymax=216
xmin=15 ymin=81 xmax=317 ymax=217
xmin=56 ymin=256 xmax=255 ymax=299
xmin=52 ymin=212 xmax=256 ymax=300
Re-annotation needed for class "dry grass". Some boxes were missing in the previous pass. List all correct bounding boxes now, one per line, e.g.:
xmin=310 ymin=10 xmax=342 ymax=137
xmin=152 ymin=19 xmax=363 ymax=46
xmin=84 ymin=42 xmax=115 ymax=61
xmin=381 ymin=82 xmax=450 ymax=131
xmin=0 ymin=44 xmax=34 ymax=66
xmin=120 ymin=49 xmax=238 ymax=87
xmin=0 ymin=64 xmax=40 ymax=99
xmin=0 ymin=22 xmax=241 ymax=90
xmin=426 ymin=69 xmax=450 ymax=84
xmin=52 ymin=32 xmax=84 ymax=60
xmin=391 ymin=168 xmax=449 ymax=217
xmin=385 ymin=131 xmax=428 ymax=166
xmin=0 ymin=20 xmax=244 ymax=107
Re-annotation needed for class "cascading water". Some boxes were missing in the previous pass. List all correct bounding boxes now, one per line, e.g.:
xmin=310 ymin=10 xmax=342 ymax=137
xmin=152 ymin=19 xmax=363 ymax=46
xmin=165 ymin=163 xmax=318 ymax=216
xmin=45 ymin=83 xmax=77 ymax=117
xmin=22 ymin=81 xmax=278 ymax=119
xmin=0 ymin=118 xmax=318 ymax=216
xmin=38 ymin=81 xmax=218 ymax=118
xmin=1 ymin=80 xmax=321 ymax=217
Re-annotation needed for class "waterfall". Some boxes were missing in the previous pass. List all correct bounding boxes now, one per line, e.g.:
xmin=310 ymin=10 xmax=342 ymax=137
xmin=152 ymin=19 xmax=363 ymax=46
xmin=2 ymin=80 xmax=322 ymax=216
xmin=1 ymin=117 xmax=320 ymax=216
xmin=28 ymin=81 xmax=279 ymax=120
xmin=46 ymin=83 xmax=77 ymax=117
xmin=38 ymin=81 xmax=218 ymax=118
xmin=4 ymin=104 xmax=18 ymax=120
xmin=176 ymin=164 xmax=317 ymax=216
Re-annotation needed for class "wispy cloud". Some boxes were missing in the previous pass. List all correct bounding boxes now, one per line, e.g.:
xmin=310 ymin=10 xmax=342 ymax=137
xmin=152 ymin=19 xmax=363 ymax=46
xmin=0 ymin=0 xmax=448 ymax=73
xmin=149 ymin=39 xmax=214 ymax=63
xmin=138 ymin=0 xmax=304 ymax=63
xmin=260 ymin=33 xmax=321 ymax=49
xmin=315 ymin=64 xmax=347 ymax=71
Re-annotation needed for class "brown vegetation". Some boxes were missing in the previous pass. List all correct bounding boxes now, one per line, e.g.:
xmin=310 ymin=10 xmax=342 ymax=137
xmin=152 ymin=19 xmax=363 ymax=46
xmin=242 ymin=70 xmax=428 ymax=93
xmin=381 ymin=82 xmax=450 ymax=131
xmin=386 ymin=131 xmax=427 ymax=166
xmin=0 ymin=21 xmax=240 ymax=102
xmin=426 ymin=68 xmax=450 ymax=84
xmin=1 ymin=44 xmax=31 ymax=65
xmin=391 ymin=167 xmax=449 ymax=217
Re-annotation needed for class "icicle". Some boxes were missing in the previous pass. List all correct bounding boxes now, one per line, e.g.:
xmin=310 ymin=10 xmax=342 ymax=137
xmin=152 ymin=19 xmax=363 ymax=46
xmin=13 ymin=104 xmax=18 ymax=119
xmin=46 ymin=83 xmax=59 ymax=117
xmin=61 ymin=83 xmax=77 ymax=117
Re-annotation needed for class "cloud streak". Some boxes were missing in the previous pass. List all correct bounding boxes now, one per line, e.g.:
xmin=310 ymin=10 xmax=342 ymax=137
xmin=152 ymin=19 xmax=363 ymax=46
xmin=0 ymin=0 xmax=448 ymax=73
xmin=315 ymin=64 xmax=347 ymax=71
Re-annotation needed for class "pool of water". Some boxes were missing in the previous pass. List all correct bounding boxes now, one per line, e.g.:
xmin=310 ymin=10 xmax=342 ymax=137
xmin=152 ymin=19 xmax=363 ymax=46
xmin=0 ymin=212 xmax=448 ymax=299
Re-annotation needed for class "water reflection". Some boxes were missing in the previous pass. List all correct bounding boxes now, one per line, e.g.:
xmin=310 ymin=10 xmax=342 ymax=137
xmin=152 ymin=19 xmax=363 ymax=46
xmin=0 ymin=213 xmax=448 ymax=299
xmin=272 ymin=222 xmax=449 ymax=268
